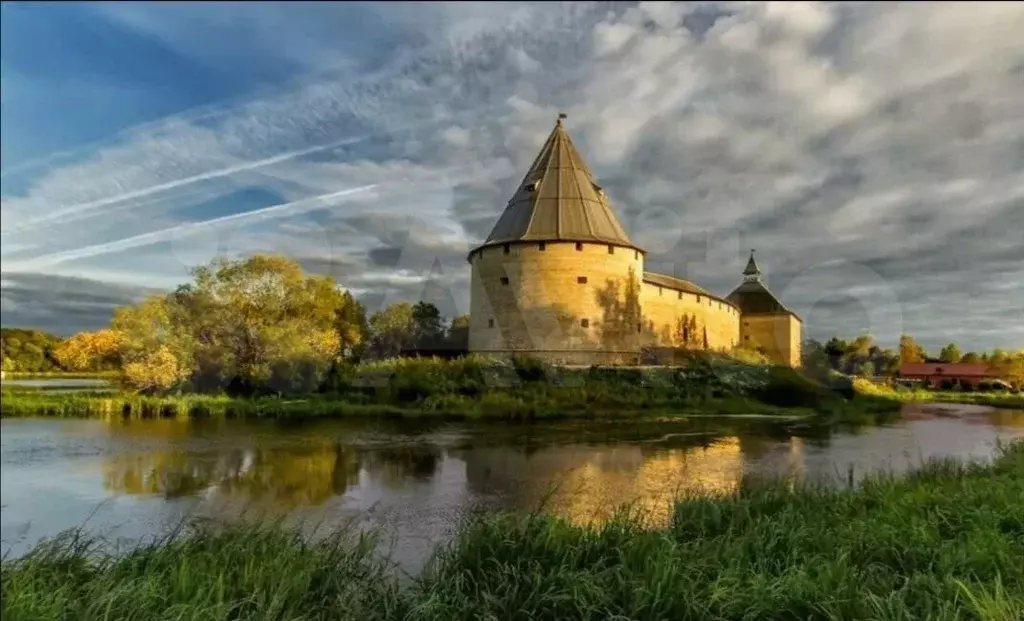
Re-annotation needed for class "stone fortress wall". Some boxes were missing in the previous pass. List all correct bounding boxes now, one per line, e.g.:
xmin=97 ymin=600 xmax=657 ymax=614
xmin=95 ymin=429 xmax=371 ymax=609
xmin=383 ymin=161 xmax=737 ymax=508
xmin=468 ymin=240 xmax=741 ymax=365
xmin=639 ymin=279 xmax=740 ymax=352
xmin=465 ymin=115 xmax=798 ymax=367
xmin=468 ymin=240 xmax=645 ymax=365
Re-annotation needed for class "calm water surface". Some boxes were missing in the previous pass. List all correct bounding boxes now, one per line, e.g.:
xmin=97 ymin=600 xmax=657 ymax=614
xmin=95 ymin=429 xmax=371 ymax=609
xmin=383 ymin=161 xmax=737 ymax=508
xmin=3 ymin=404 xmax=1022 ymax=573
xmin=1 ymin=377 xmax=113 ymax=392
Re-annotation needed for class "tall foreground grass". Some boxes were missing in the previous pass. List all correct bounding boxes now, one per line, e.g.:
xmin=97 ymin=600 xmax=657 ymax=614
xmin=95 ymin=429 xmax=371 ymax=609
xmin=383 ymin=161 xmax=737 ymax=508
xmin=4 ymin=442 xmax=1022 ymax=621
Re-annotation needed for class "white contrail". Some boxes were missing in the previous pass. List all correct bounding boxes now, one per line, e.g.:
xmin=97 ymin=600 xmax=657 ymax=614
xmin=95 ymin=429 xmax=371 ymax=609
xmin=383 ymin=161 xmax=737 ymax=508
xmin=14 ymin=184 xmax=379 ymax=269
xmin=3 ymin=138 xmax=378 ymax=235
xmin=2 ymin=3 xmax=590 ymax=238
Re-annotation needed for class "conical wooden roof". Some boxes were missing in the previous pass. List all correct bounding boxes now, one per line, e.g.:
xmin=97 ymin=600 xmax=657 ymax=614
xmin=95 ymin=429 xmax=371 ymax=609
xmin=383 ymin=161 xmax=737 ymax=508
xmin=481 ymin=116 xmax=638 ymax=249
xmin=727 ymin=251 xmax=793 ymax=316
xmin=743 ymin=250 xmax=761 ymax=276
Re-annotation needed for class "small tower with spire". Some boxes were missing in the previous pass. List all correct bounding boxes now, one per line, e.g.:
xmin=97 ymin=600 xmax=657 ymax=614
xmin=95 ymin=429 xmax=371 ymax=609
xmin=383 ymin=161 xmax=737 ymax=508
xmin=742 ymin=249 xmax=761 ymax=283
xmin=727 ymin=250 xmax=803 ymax=367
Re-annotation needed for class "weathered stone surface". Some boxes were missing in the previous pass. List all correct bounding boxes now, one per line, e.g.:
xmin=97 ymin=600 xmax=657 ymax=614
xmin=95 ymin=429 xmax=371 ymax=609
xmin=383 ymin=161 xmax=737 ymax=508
xmin=740 ymin=313 xmax=803 ymax=367
xmin=639 ymin=281 xmax=740 ymax=352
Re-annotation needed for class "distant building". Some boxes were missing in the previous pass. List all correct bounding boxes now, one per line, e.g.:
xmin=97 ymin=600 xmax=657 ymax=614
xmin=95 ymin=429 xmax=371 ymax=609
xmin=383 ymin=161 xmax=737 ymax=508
xmin=466 ymin=115 xmax=801 ymax=366
xmin=898 ymin=363 xmax=999 ymax=389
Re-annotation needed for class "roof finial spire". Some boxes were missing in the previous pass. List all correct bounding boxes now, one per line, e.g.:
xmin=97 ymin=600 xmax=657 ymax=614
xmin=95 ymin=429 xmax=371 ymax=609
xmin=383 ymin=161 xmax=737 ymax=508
xmin=743 ymin=248 xmax=761 ymax=280
xmin=557 ymin=112 xmax=567 ymax=126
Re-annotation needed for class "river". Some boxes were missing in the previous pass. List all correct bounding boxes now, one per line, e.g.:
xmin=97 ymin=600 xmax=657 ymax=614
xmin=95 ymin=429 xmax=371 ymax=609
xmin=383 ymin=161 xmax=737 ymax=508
xmin=2 ymin=404 xmax=1022 ymax=573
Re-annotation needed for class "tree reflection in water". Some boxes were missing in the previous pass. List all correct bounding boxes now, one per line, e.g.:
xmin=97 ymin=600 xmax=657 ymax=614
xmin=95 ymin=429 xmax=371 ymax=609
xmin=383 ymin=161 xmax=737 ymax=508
xmin=96 ymin=408 xmax=1023 ymax=527
xmin=103 ymin=444 xmax=361 ymax=507
xmin=103 ymin=437 xmax=444 ymax=507
xmin=358 ymin=446 xmax=440 ymax=489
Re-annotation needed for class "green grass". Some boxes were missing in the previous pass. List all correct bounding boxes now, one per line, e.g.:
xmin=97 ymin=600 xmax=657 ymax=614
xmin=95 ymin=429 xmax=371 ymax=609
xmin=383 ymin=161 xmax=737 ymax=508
xmin=1 ymin=525 xmax=402 ymax=621
xmin=5 ymin=441 xmax=1022 ymax=621
xmin=854 ymin=378 xmax=1024 ymax=409
xmin=0 ymin=357 xmax=902 ymax=422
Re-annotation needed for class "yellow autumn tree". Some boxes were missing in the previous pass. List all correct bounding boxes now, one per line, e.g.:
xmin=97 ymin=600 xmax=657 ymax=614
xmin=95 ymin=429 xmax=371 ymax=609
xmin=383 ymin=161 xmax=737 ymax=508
xmin=108 ymin=255 xmax=365 ymax=394
xmin=113 ymin=296 xmax=194 ymax=391
xmin=122 ymin=346 xmax=191 ymax=393
xmin=989 ymin=350 xmax=1024 ymax=389
xmin=54 ymin=329 xmax=121 ymax=371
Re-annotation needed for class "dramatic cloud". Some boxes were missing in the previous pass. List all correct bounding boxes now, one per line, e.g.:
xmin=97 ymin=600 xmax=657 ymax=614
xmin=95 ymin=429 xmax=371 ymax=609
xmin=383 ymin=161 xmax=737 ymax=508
xmin=0 ymin=273 xmax=159 ymax=336
xmin=2 ymin=1 xmax=1022 ymax=351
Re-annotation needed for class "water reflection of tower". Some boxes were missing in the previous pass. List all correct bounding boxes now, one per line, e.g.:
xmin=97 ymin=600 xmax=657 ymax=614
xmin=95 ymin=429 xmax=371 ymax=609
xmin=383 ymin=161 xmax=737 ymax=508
xmin=457 ymin=435 xmax=745 ymax=526
xmin=358 ymin=445 xmax=442 ymax=489
xmin=737 ymin=434 xmax=806 ymax=485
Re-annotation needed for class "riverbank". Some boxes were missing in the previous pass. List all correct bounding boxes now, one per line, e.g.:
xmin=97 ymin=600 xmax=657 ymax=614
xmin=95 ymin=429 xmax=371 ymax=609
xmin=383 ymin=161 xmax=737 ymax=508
xmin=4 ymin=440 xmax=1020 ymax=621
xmin=1 ymin=371 xmax=120 ymax=380
xmin=0 ymin=356 xmax=901 ymax=422
xmin=852 ymin=378 xmax=1024 ymax=409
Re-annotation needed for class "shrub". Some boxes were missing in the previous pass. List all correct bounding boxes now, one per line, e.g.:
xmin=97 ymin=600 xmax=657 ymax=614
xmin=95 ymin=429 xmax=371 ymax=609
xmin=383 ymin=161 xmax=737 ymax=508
xmin=318 ymin=359 xmax=358 ymax=394
xmin=478 ymin=391 xmax=531 ymax=418
xmin=754 ymin=367 xmax=838 ymax=409
xmin=511 ymin=356 xmax=553 ymax=383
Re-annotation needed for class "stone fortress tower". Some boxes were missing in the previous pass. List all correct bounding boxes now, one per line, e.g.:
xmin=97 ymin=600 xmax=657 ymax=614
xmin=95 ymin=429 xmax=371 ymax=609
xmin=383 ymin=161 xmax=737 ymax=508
xmin=726 ymin=251 xmax=803 ymax=367
xmin=467 ymin=115 xmax=801 ymax=367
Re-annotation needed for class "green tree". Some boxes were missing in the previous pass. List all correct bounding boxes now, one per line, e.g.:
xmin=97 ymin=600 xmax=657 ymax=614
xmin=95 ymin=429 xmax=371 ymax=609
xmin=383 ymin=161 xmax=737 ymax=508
xmin=858 ymin=361 xmax=876 ymax=377
xmin=800 ymin=338 xmax=831 ymax=382
xmin=938 ymin=343 xmax=962 ymax=363
xmin=822 ymin=337 xmax=847 ymax=371
xmin=335 ymin=291 xmax=368 ymax=360
xmin=840 ymin=335 xmax=874 ymax=374
xmin=960 ymin=352 xmax=982 ymax=364
xmin=111 ymin=255 xmax=355 ymax=394
xmin=876 ymin=349 xmax=901 ymax=376
xmin=367 ymin=303 xmax=415 ymax=359
xmin=411 ymin=301 xmax=444 ymax=351
xmin=447 ymin=314 xmax=471 ymax=352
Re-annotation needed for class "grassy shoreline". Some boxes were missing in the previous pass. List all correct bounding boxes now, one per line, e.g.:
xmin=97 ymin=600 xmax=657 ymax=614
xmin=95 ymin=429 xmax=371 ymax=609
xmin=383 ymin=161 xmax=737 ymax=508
xmin=0 ymin=354 xmax=908 ymax=422
xmin=0 ymin=378 xmax=903 ymax=424
xmin=852 ymin=378 xmax=1024 ymax=409
xmin=1 ymin=371 xmax=120 ymax=380
xmin=0 ymin=358 xmax=1015 ymax=426
xmin=5 ymin=357 xmax=1018 ymax=422
xmin=5 ymin=441 xmax=1021 ymax=621
xmin=0 ymin=390 xmax=876 ymax=422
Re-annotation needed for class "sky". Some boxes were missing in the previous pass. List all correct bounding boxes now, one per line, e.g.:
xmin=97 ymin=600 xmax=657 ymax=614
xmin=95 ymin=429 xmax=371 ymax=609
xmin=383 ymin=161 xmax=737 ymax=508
xmin=1 ymin=1 xmax=1022 ymax=352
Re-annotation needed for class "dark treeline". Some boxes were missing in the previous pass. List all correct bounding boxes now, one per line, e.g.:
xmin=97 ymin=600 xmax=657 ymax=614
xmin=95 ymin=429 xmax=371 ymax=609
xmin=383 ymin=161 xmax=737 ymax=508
xmin=802 ymin=334 xmax=1024 ymax=386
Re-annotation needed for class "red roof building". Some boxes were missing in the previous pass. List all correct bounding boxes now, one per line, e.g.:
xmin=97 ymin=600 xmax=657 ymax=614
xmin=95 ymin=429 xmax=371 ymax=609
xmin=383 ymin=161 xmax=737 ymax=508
xmin=898 ymin=363 xmax=998 ymax=388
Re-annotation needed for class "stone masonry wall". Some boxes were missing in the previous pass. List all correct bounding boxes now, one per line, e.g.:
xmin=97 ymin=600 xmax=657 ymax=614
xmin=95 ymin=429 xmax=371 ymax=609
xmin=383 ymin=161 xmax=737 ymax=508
xmin=740 ymin=313 xmax=802 ymax=367
xmin=468 ymin=241 xmax=644 ymax=364
xmin=639 ymin=280 xmax=740 ymax=351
